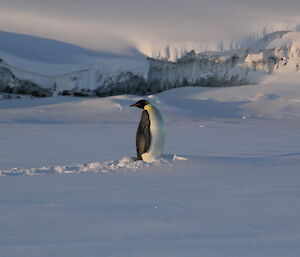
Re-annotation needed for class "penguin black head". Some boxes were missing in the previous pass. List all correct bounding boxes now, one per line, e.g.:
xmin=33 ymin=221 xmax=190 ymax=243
xmin=130 ymin=99 xmax=150 ymax=109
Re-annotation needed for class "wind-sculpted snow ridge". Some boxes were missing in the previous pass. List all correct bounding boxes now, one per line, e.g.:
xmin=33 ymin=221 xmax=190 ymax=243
xmin=0 ymin=155 xmax=187 ymax=176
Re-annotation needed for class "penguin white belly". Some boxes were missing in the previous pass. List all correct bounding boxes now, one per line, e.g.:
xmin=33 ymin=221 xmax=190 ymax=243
xmin=142 ymin=104 xmax=165 ymax=162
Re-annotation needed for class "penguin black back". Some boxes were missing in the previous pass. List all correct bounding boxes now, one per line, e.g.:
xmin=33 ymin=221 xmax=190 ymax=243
xmin=136 ymin=110 xmax=151 ymax=160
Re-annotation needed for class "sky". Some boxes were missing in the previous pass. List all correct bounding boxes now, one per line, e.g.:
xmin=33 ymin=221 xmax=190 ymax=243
xmin=0 ymin=0 xmax=300 ymax=54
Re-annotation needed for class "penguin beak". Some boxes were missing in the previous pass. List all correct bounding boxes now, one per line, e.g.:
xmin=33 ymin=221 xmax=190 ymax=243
xmin=130 ymin=103 xmax=138 ymax=107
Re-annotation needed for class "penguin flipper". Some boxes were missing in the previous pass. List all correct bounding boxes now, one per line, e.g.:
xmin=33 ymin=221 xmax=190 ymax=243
xmin=136 ymin=110 xmax=151 ymax=160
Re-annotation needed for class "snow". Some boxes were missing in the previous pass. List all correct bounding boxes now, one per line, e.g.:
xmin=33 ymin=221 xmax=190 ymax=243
xmin=0 ymin=54 xmax=148 ymax=91
xmin=138 ymin=40 xmax=243 ymax=62
xmin=0 ymin=29 xmax=300 ymax=256
xmin=1 ymin=68 xmax=300 ymax=256
xmin=0 ymin=156 xmax=176 ymax=176
xmin=267 ymin=31 xmax=300 ymax=51
xmin=0 ymin=31 xmax=148 ymax=94
xmin=147 ymin=31 xmax=300 ymax=92
xmin=1 ymin=30 xmax=300 ymax=98
xmin=0 ymin=30 xmax=142 ymax=64
xmin=140 ymin=28 xmax=300 ymax=62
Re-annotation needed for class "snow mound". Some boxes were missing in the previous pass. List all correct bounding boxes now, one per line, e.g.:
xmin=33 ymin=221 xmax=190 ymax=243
xmin=0 ymin=155 xmax=186 ymax=176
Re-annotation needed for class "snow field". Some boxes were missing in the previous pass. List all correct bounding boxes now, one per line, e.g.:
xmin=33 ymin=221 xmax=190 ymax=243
xmin=0 ymin=71 xmax=300 ymax=257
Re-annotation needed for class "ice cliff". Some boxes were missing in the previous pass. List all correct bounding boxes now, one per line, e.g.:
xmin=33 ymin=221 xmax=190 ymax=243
xmin=147 ymin=31 xmax=300 ymax=90
xmin=0 ymin=31 xmax=299 ymax=97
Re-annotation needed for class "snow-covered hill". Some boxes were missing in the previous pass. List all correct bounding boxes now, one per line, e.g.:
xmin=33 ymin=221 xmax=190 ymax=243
xmin=0 ymin=30 xmax=299 ymax=97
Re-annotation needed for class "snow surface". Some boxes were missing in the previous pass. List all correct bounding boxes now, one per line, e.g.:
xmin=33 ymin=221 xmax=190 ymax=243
xmin=1 ymin=71 xmax=300 ymax=256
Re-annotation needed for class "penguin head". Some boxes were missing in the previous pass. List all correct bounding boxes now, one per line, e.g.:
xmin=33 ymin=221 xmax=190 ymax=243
xmin=130 ymin=99 xmax=150 ymax=109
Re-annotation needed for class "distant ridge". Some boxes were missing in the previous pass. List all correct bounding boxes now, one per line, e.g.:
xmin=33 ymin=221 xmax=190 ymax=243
xmin=0 ymin=30 xmax=142 ymax=64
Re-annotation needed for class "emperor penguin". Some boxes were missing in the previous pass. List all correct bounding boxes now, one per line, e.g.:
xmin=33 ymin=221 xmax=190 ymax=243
xmin=130 ymin=99 xmax=165 ymax=162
